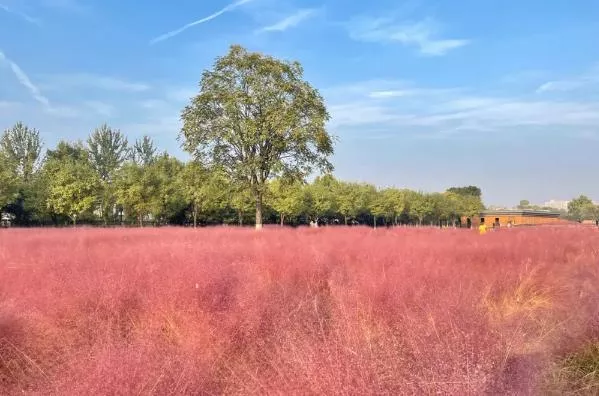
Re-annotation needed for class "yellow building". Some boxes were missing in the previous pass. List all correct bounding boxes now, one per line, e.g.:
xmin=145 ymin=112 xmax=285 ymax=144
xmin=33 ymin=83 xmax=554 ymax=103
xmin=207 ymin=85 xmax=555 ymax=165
xmin=464 ymin=209 xmax=567 ymax=228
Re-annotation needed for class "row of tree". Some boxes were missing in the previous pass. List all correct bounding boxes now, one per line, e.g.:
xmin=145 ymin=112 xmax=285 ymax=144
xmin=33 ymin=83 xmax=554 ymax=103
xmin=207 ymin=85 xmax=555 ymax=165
xmin=0 ymin=122 xmax=486 ymax=227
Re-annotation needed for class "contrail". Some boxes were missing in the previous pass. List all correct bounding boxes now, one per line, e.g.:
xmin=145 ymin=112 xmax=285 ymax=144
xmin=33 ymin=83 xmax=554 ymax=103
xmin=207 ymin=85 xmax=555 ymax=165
xmin=150 ymin=0 xmax=253 ymax=45
xmin=0 ymin=3 xmax=41 ymax=25
xmin=0 ymin=50 xmax=50 ymax=107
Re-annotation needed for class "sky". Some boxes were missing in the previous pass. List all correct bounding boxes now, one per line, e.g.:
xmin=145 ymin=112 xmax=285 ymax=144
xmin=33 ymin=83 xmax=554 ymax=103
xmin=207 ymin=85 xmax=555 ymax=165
xmin=1 ymin=0 xmax=598 ymax=206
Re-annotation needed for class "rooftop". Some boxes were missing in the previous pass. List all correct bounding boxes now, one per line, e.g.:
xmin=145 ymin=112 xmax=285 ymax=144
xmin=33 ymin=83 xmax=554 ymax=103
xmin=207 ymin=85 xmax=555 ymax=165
xmin=481 ymin=209 xmax=562 ymax=217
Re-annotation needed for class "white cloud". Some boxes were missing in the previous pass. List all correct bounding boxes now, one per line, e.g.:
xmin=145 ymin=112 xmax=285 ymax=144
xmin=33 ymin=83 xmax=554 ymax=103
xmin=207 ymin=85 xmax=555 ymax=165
xmin=536 ymin=64 xmax=599 ymax=93
xmin=42 ymin=73 xmax=151 ymax=92
xmin=537 ymin=80 xmax=588 ymax=93
xmin=348 ymin=17 xmax=469 ymax=56
xmin=0 ymin=3 xmax=41 ymax=25
xmin=0 ymin=50 xmax=50 ymax=107
xmin=368 ymin=90 xmax=413 ymax=98
xmin=258 ymin=8 xmax=317 ymax=33
xmin=150 ymin=0 xmax=254 ymax=44
xmin=325 ymin=79 xmax=599 ymax=135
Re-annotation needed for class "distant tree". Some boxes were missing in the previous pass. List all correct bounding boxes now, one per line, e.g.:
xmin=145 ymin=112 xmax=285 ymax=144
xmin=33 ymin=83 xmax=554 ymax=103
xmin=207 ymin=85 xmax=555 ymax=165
xmin=229 ymin=187 xmax=254 ymax=226
xmin=115 ymin=163 xmax=156 ymax=226
xmin=0 ymin=122 xmax=43 ymax=183
xmin=446 ymin=186 xmax=482 ymax=198
xmin=369 ymin=188 xmax=393 ymax=228
xmin=131 ymin=135 xmax=157 ymax=166
xmin=336 ymin=182 xmax=372 ymax=225
xmin=0 ymin=153 xmax=17 ymax=209
xmin=147 ymin=153 xmax=186 ymax=224
xmin=568 ymin=195 xmax=596 ymax=222
xmin=307 ymin=175 xmax=339 ymax=224
xmin=87 ymin=124 xmax=129 ymax=224
xmin=180 ymin=162 xmax=228 ymax=227
xmin=385 ymin=188 xmax=408 ymax=225
xmin=409 ymin=193 xmax=437 ymax=225
xmin=518 ymin=199 xmax=531 ymax=209
xmin=268 ymin=179 xmax=306 ymax=226
xmin=1 ymin=123 xmax=47 ymax=225
xmin=45 ymin=142 xmax=99 ymax=225
xmin=180 ymin=45 xmax=334 ymax=229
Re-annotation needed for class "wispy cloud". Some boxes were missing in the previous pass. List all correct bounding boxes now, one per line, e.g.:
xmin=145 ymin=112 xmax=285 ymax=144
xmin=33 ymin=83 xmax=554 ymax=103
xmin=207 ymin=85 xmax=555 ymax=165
xmin=258 ymin=8 xmax=317 ymax=33
xmin=0 ymin=50 xmax=50 ymax=107
xmin=0 ymin=3 xmax=41 ymax=25
xmin=348 ymin=17 xmax=469 ymax=56
xmin=42 ymin=73 xmax=150 ymax=92
xmin=536 ymin=80 xmax=587 ymax=93
xmin=536 ymin=64 xmax=599 ymax=93
xmin=325 ymin=79 xmax=599 ymax=136
xmin=150 ymin=0 xmax=254 ymax=44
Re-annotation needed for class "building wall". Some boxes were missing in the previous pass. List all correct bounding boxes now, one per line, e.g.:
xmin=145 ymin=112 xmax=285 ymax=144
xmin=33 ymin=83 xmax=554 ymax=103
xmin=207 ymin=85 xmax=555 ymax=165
xmin=462 ymin=214 xmax=567 ymax=227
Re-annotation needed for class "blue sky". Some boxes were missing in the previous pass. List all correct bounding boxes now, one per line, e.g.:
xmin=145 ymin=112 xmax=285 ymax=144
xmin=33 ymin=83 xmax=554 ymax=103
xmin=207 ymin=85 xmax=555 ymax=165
xmin=1 ymin=0 xmax=598 ymax=206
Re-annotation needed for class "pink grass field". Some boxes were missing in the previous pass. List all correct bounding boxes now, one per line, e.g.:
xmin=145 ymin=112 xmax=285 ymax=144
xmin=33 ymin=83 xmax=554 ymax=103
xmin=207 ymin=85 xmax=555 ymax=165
xmin=1 ymin=226 xmax=599 ymax=395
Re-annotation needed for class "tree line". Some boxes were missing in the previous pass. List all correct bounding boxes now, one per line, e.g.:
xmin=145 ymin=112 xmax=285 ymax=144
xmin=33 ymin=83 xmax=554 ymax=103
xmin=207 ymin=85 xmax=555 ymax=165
xmin=3 ymin=45 xmax=591 ymax=228
xmin=0 ymin=122 xmax=486 ymax=227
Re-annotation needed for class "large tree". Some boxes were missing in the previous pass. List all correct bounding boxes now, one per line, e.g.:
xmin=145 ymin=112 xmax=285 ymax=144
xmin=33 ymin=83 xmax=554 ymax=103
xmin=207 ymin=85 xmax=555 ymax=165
xmin=180 ymin=45 xmax=334 ymax=229
xmin=87 ymin=124 xmax=129 ymax=224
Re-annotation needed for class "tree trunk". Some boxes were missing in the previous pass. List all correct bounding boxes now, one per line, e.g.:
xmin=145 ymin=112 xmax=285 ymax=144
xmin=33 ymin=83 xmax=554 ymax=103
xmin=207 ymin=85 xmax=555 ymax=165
xmin=344 ymin=216 xmax=348 ymax=226
xmin=139 ymin=214 xmax=143 ymax=227
xmin=72 ymin=216 xmax=77 ymax=226
xmin=238 ymin=210 xmax=243 ymax=226
xmin=280 ymin=214 xmax=284 ymax=226
xmin=373 ymin=216 xmax=376 ymax=229
xmin=255 ymin=193 xmax=263 ymax=230
xmin=193 ymin=203 xmax=197 ymax=228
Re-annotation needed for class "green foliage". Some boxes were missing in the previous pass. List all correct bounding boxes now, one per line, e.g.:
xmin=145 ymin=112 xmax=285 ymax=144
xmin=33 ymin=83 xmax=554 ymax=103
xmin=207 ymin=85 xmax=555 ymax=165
xmin=518 ymin=199 xmax=531 ymax=209
xmin=180 ymin=161 xmax=229 ymax=227
xmin=131 ymin=135 xmax=157 ymax=166
xmin=0 ymin=153 xmax=18 ymax=209
xmin=87 ymin=124 xmax=129 ymax=182
xmin=446 ymin=185 xmax=482 ymax=198
xmin=568 ymin=195 xmax=597 ymax=222
xmin=87 ymin=124 xmax=129 ymax=224
xmin=268 ymin=179 xmax=307 ymax=225
xmin=0 ymin=122 xmax=43 ymax=182
xmin=180 ymin=45 xmax=334 ymax=228
xmin=147 ymin=154 xmax=186 ymax=224
xmin=336 ymin=181 xmax=375 ymax=224
xmin=45 ymin=142 xmax=100 ymax=224
xmin=0 ymin=122 xmax=46 ymax=224
xmin=408 ymin=192 xmax=434 ymax=225
xmin=307 ymin=175 xmax=339 ymax=221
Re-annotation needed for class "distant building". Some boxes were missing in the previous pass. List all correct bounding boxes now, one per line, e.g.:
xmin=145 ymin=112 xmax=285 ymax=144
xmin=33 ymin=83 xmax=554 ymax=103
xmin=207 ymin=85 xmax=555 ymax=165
xmin=463 ymin=209 xmax=569 ymax=228
xmin=542 ymin=200 xmax=570 ymax=211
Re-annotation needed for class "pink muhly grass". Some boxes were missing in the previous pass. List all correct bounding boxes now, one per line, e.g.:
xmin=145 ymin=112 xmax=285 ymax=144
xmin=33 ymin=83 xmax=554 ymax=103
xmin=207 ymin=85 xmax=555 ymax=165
xmin=0 ymin=226 xmax=598 ymax=394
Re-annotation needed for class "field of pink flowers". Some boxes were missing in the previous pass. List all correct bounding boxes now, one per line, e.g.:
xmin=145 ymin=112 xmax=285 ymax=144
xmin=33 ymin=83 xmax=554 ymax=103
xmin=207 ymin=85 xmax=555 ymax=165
xmin=1 ymin=226 xmax=598 ymax=395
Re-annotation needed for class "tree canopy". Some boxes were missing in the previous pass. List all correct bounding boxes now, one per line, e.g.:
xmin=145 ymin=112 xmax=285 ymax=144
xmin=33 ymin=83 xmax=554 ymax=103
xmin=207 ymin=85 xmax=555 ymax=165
xmin=180 ymin=45 xmax=334 ymax=229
